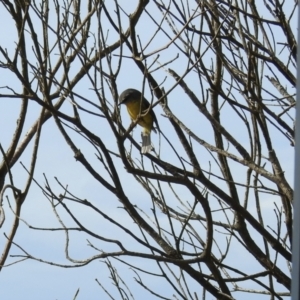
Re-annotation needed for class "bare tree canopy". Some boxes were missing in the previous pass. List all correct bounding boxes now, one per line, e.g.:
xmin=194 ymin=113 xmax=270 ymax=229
xmin=0 ymin=0 xmax=296 ymax=299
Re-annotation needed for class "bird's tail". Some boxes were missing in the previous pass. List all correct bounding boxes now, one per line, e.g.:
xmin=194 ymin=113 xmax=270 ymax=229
xmin=141 ymin=132 xmax=153 ymax=154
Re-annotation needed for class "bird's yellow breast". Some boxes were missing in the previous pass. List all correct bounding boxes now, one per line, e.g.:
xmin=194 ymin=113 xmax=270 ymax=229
xmin=125 ymin=100 xmax=153 ymax=133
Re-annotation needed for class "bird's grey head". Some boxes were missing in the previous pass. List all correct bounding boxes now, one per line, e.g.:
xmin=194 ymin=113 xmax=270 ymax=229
xmin=119 ymin=89 xmax=142 ymax=105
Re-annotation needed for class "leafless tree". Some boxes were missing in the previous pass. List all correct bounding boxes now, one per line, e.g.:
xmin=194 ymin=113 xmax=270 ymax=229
xmin=0 ymin=0 xmax=296 ymax=299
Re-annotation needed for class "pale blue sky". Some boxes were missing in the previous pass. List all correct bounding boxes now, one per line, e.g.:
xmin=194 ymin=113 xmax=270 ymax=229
xmin=0 ymin=1 xmax=296 ymax=299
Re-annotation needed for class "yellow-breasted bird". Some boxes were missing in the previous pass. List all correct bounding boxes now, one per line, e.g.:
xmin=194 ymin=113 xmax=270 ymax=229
xmin=118 ymin=89 xmax=159 ymax=154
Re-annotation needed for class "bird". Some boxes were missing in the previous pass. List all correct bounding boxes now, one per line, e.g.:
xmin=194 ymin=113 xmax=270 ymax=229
xmin=118 ymin=88 xmax=159 ymax=154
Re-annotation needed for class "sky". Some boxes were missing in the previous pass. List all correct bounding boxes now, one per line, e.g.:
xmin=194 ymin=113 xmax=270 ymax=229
xmin=0 ymin=1 xmax=296 ymax=299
